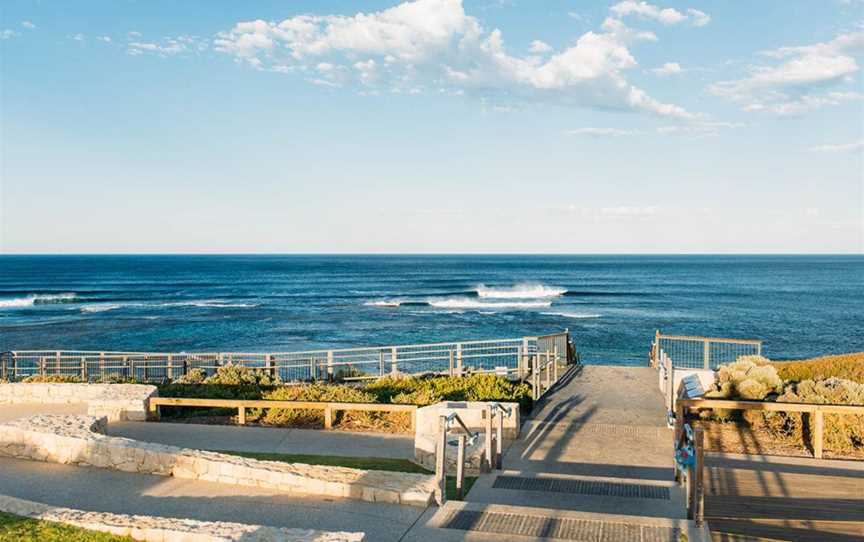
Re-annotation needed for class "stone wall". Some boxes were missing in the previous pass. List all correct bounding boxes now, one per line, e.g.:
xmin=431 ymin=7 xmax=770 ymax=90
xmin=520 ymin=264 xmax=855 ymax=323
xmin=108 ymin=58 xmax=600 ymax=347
xmin=0 ymin=494 xmax=365 ymax=542
xmin=0 ymin=415 xmax=436 ymax=507
xmin=0 ymin=383 xmax=156 ymax=422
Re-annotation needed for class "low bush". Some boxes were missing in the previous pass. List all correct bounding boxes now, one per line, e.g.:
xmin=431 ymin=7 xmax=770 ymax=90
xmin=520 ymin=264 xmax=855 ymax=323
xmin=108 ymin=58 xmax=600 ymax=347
xmin=203 ymin=364 xmax=282 ymax=386
xmin=173 ymin=368 xmax=207 ymax=384
xmin=753 ymin=378 xmax=864 ymax=453
xmin=772 ymin=352 xmax=864 ymax=384
xmin=21 ymin=374 xmax=83 ymax=383
xmin=704 ymin=356 xmax=783 ymax=421
xmin=252 ymin=385 xmax=399 ymax=430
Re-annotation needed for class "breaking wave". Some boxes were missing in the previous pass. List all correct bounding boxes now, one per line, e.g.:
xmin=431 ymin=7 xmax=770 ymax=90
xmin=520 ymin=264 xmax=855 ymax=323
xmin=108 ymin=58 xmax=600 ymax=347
xmin=428 ymin=298 xmax=552 ymax=309
xmin=0 ymin=293 xmax=77 ymax=309
xmin=476 ymin=284 xmax=567 ymax=299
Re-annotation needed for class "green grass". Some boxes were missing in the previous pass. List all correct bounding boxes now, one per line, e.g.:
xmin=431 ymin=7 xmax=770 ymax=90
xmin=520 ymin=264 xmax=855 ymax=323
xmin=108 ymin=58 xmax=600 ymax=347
xmin=214 ymin=450 xmax=477 ymax=500
xmin=0 ymin=511 xmax=133 ymax=542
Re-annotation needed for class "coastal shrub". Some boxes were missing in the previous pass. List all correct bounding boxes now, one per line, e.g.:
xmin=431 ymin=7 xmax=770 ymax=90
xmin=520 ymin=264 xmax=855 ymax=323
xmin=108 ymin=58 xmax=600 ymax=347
xmin=173 ymin=368 xmax=207 ymax=384
xmin=702 ymin=356 xmax=782 ymax=421
xmin=362 ymin=376 xmax=420 ymax=402
xmin=386 ymin=374 xmax=532 ymax=412
xmin=772 ymin=352 xmax=864 ymax=384
xmin=21 ymin=374 xmax=83 ymax=383
xmin=757 ymin=378 xmax=864 ymax=453
xmin=203 ymin=363 xmax=282 ymax=386
xmin=253 ymin=385 xmax=383 ymax=428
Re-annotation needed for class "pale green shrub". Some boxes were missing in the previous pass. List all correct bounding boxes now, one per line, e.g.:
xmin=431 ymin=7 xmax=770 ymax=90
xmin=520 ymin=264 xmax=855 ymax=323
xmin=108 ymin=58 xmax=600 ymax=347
xmin=203 ymin=364 xmax=281 ymax=386
xmin=173 ymin=368 xmax=207 ymax=384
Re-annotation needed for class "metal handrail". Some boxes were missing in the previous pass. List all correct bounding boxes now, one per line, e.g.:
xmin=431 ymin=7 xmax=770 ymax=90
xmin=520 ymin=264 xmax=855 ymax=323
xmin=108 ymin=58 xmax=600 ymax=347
xmin=435 ymin=411 xmax=476 ymax=505
xmin=489 ymin=402 xmax=513 ymax=418
xmin=674 ymin=422 xmax=705 ymax=526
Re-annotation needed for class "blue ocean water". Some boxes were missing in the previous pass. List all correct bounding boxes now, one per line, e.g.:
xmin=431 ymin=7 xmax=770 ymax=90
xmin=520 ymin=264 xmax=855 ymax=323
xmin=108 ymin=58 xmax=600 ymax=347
xmin=0 ymin=255 xmax=861 ymax=365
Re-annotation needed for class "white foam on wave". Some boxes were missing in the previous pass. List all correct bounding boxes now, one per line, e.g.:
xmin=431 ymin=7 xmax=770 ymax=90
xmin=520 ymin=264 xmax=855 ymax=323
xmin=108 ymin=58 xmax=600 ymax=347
xmin=476 ymin=283 xmax=566 ymax=299
xmin=364 ymin=300 xmax=402 ymax=307
xmin=0 ymin=293 xmax=77 ymax=309
xmin=543 ymin=311 xmax=601 ymax=319
xmin=81 ymin=303 xmax=122 ymax=313
xmin=429 ymin=298 xmax=552 ymax=309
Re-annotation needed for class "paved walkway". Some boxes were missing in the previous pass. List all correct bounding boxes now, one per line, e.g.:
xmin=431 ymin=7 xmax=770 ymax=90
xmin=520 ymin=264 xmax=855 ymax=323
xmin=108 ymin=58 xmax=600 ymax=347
xmin=0 ymin=456 xmax=424 ymax=542
xmin=109 ymin=421 xmax=414 ymax=459
xmin=406 ymin=365 xmax=703 ymax=542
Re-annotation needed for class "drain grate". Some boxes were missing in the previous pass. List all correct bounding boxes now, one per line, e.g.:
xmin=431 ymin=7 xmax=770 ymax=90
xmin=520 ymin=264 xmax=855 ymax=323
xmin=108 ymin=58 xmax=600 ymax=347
xmin=440 ymin=509 xmax=680 ymax=542
xmin=492 ymin=476 xmax=671 ymax=500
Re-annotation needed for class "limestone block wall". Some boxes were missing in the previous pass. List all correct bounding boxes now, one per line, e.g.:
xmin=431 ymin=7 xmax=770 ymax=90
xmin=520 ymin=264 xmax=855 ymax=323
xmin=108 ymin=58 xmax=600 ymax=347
xmin=0 ymin=494 xmax=365 ymax=542
xmin=0 ymin=415 xmax=436 ymax=507
xmin=0 ymin=383 xmax=156 ymax=422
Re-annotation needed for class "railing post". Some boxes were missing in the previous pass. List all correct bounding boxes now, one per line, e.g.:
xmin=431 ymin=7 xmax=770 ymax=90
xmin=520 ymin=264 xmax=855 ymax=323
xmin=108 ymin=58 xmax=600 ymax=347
xmin=435 ymin=415 xmax=447 ymax=505
xmin=552 ymin=347 xmax=558 ymax=382
xmin=456 ymin=343 xmax=463 ymax=376
xmin=694 ymin=427 xmax=705 ymax=526
xmin=545 ymin=352 xmax=552 ymax=390
xmin=167 ymin=354 xmax=173 ymax=381
xmin=703 ymin=340 xmax=710 ymax=369
xmin=237 ymin=405 xmax=246 ymax=425
xmin=812 ymin=409 xmax=824 ymax=459
xmin=39 ymin=357 xmax=45 ymax=376
xmin=516 ymin=346 xmax=524 ymax=380
xmin=532 ymin=355 xmax=539 ymax=400
xmin=391 ymin=347 xmax=398 ymax=376
xmin=653 ymin=330 xmax=660 ymax=367
xmin=123 ymin=356 xmax=129 ymax=380
xmin=55 ymin=351 xmax=60 ymax=375
xmin=456 ymin=434 xmax=466 ymax=499
xmin=495 ymin=409 xmax=504 ymax=470
xmin=324 ymin=406 xmax=333 ymax=429
xmin=379 ymin=350 xmax=384 ymax=378
xmin=448 ymin=348 xmax=454 ymax=377
xmin=484 ymin=405 xmax=493 ymax=472
xmin=327 ymin=350 xmax=334 ymax=382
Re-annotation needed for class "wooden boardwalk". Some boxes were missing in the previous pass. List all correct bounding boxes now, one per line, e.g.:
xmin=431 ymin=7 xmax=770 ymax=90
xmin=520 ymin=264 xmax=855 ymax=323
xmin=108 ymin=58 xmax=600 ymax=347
xmin=704 ymin=454 xmax=864 ymax=541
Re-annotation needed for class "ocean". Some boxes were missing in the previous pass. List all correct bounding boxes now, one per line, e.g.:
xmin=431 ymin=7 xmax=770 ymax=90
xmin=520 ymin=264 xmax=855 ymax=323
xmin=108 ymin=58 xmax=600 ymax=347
xmin=0 ymin=255 xmax=861 ymax=365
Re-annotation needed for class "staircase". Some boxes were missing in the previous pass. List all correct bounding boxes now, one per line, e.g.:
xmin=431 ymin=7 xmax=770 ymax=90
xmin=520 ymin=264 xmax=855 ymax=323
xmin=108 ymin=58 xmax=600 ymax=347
xmin=411 ymin=365 xmax=710 ymax=542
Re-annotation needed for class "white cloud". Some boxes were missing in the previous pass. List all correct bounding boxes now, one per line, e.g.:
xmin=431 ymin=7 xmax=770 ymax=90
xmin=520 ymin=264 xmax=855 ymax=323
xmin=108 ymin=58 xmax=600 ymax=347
xmin=529 ymin=40 xmax=552 ymax=54
xmin=650 ymin=61 xmax=682 ymax=76
xmin=687 ymin=9 xmax=710 ymax=27
xmin=21 ymin=21 xmax=36 ymax=30
xmin=808 ymin=140 xmax=864 ymax=153
xmin=127 ymin=35 xmax=207 ymax=57
xmin=655 ymin=121 xmax=743 ymax=136
xmin=213 ymin=0 xmax=699 ymax=119
xmin=566 ymin=127 xmax=644 ymax=137
xmin=97 ymin=36 xmax=112 ymax=43
xmin=609 ymin=2 xmax=709 ymax=27
xmin=128 ymin=31 xmax=142 ymax=38
xmin=71 ymin=33 xmax=85 ymax=41
xmin=709 ymin=30 xmax=864 ymax=115
xmin=567 ymin=11 xmax=585 ymax=22
xmin=0 ymin=30 xmax=16 ymax=40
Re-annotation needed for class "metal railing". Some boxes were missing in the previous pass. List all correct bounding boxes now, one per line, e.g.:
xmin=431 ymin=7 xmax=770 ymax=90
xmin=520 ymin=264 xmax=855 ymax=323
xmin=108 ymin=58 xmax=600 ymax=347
xmin=674 ymin=423 xmax=705 ymax=526
xmin=1 ymin=330 xmax=575 ymax=383
xmin=651 ymin=330 xmax=762 ymax=370
xmin=435 ymin=412 xmax=478 ymax=505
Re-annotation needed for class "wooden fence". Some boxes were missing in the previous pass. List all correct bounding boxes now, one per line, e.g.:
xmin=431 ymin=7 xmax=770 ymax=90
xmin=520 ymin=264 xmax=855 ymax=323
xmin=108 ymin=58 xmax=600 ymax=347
xmin=148 ymin=397 xmax=418 ymax=431
xmin=677 ymin=398 xmax=864 ymax=459
xmin=1 ymin=330 xmax=575 ymax=383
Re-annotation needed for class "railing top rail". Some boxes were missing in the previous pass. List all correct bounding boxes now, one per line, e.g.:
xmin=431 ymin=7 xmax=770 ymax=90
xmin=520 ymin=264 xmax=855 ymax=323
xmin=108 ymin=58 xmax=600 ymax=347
xmin=443 ymin=412 xmax=476 ymax=438
xmin=658 ymin=334 xmax=762 ymax=345
xmin=679 ymin=397 xmax=863 ymax=414
xmin=489 ymin=402 xmax=514 ymax=417
xmin=7 ymin=334 xmax=547 ymax=358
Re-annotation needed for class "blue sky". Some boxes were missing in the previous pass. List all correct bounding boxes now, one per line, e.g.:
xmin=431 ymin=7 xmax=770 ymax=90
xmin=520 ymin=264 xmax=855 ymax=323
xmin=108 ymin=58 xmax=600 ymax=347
xmin=1 ymin=0 xmax=862 ymax=253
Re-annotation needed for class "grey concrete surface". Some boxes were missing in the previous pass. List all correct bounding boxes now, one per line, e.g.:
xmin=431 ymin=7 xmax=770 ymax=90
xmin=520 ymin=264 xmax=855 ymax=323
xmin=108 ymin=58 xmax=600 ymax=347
xmin=107 ymin=421 xmax=415 ymax=459
xmin=0 ymin=456 xmax=425 ymax=542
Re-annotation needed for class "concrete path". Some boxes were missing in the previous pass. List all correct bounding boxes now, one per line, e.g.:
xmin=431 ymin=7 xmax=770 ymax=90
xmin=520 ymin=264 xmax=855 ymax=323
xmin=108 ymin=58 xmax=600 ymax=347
xmin=407 ymin=365 xmax=705 ymax=541
xmin=0 ymin=456 xmax=425 ymax=542
xmin=108 ymin=421 xmax=415 ymax=459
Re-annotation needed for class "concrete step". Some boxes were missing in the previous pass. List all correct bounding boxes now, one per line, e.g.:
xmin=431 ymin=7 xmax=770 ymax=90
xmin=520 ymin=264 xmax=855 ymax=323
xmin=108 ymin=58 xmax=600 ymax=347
xmin=422 ymin=501 xmax=709 ymax=542
xmin=466 ymin=470 xmax=687 ymax=520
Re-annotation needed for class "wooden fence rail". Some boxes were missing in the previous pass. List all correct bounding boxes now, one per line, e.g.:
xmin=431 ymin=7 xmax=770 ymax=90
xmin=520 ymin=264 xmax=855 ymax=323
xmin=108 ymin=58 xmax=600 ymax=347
xmin=148 ymin=397 xmax=418 ymax=431
xmin=677 ymin=398 xmax=864 ymax=459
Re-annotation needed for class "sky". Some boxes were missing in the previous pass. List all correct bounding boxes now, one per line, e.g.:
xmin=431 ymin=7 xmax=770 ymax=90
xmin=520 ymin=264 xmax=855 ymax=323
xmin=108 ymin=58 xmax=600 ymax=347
xmin=0 ymin=0 xmax=862 ymax=254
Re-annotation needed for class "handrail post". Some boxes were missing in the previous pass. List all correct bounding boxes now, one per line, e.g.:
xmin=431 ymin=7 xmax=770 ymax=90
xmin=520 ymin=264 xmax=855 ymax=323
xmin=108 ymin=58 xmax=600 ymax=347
xmin=694 ymin=427 xmax=705 ymax=526
xmin=484 ymin=405 xmax=493 ymax=471
xmin=532 ymin=355 xmax=539 ymax=400
xmin=545 ymin=352 xmax=551 ymax=390
xmin=703 ymin=340 xmax=710 ymax=369
xmin=456 ymin=434 xmax=466 ymax=499
xmin=456 ymin=343 xmax=463 ymax=377
xmin=448 ymin=348 xmax=454 ymax=377
xmin=516 ymin=345 xmax=523 ymax=380
xmin=80 ymin=356 xmax=87 ymax=381
xmin=495 ymin=408 xmax=504 ymax=470
xmin=327 ymin=351 xmax=334 ymax=382
xmin=434 ymin=415 xmax=447 ymax=505
xmin=390 ymin=347 xmax=398 ymax=376
xmin=813 ymin=409 xmax=824 ymax=459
